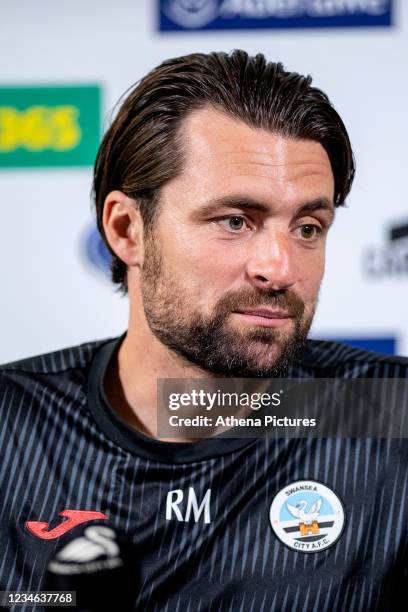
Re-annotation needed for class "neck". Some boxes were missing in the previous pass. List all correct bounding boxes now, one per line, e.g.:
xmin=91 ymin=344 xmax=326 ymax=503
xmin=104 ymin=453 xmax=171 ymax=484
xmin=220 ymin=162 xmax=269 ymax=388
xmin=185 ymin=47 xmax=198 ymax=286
xmin=104 ymin=302 xmax=214 ymax=442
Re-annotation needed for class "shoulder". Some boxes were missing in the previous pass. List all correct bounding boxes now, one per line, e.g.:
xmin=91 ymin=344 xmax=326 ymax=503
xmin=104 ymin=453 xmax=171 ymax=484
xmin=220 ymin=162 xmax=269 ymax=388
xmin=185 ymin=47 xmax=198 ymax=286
xmin=295 ymin=339 xmax=408 ymax=378
xmin=0 ymin=336 xmax=118 ymax=406
xmin=0 ymin=337 xmax=115 ymax=375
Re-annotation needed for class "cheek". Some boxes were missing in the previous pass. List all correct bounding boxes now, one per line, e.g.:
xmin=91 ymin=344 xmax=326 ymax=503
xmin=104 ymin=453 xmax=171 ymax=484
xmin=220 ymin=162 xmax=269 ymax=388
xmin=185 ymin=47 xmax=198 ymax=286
xmin=297 ymin=250 xmax=325 ymax=296
xmin=188 ymin=252 xmax=239 ymax=306
xmin=173 ymin=239 xmax=243 ymax=310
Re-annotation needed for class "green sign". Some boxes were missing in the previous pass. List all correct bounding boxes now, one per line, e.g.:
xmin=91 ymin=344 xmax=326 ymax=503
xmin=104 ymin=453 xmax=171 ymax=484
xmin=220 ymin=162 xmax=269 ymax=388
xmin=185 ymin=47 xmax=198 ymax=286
xmin=0 ymin=85 xmax=101 ymax=168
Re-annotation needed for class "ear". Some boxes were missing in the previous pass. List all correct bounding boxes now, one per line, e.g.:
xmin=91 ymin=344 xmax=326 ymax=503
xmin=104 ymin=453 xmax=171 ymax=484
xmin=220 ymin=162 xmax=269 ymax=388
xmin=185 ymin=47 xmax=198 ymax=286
xmin=102 ymin=190 xmax=144 ymax=269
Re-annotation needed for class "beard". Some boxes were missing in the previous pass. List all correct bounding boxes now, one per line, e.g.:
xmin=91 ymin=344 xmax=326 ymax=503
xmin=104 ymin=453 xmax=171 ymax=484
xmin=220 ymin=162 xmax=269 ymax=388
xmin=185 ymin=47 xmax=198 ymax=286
xmin=140 ymin=231 xmax=315 ymax=378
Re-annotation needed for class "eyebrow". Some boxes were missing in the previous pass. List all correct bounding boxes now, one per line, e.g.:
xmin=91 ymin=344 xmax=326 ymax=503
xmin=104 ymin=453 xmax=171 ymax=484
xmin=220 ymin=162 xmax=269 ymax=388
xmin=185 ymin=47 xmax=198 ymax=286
xmin=196 ymin=196 xmax=336 ymax=220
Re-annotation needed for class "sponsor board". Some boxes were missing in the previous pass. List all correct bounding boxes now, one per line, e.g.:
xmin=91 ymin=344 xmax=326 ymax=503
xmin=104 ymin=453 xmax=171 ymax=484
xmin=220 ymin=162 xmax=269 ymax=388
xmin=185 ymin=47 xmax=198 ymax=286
xmin=363 ymin=219 xmax=408 ymax=280
xmin=0 ymin=85 xmax=101 ymax=168
xmin=159 ymin=0 xmax=393 ymax=31
xmin=317 ymin=336 xmax=397 ymax=355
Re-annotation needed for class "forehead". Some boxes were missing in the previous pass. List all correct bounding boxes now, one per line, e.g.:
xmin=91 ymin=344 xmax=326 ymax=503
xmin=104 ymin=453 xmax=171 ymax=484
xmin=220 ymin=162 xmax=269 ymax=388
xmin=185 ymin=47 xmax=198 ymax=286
xmin=171 ymin=106 xmax=335 ymax=207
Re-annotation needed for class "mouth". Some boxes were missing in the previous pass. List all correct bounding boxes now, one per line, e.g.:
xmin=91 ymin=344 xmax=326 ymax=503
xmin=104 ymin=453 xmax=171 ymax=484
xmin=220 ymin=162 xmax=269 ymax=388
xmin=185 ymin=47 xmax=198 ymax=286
xmin=232 ymin=307 xmax=294 ymax=328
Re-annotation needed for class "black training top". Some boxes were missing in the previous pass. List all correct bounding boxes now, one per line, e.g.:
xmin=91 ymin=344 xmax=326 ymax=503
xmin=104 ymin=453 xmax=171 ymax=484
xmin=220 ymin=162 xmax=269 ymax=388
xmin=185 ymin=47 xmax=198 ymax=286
xmin=0 ymin=334 xmax=408 ymax=611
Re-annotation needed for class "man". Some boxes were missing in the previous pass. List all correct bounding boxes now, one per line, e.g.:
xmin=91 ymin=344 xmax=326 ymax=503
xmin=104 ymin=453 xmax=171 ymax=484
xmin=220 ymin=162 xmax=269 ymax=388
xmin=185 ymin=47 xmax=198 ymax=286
xmin=1 ymin=50 xmax=407 ymax=611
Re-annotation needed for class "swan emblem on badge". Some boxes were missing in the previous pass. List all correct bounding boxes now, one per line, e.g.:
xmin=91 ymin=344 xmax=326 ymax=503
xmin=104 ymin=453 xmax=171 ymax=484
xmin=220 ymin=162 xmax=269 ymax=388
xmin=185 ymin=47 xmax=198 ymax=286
xmin=269 ymin=480 xmax=345 ymax=553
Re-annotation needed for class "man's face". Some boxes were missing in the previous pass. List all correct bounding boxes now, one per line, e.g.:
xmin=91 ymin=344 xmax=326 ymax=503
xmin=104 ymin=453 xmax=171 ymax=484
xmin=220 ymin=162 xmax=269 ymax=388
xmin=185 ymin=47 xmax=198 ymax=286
xmin=139 ymin=107 xmax=335 ymax=376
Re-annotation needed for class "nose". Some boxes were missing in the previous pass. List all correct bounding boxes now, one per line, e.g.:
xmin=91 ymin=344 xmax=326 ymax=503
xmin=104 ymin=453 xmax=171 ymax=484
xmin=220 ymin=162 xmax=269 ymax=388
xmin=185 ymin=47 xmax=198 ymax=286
xmin=245 ymin=230 xmax=299 ymax=292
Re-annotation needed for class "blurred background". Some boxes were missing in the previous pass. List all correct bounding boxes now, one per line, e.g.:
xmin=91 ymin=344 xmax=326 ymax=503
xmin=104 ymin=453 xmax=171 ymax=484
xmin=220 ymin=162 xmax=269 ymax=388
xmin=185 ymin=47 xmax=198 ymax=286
xmin=0 ymin=0 xmax=407 ymax=363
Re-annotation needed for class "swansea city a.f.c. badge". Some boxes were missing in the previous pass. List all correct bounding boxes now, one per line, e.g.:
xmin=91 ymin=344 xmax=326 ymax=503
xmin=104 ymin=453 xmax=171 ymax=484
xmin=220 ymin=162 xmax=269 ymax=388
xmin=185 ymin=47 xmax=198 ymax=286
xmin=269 ymin=480 xmax=345 ymax=553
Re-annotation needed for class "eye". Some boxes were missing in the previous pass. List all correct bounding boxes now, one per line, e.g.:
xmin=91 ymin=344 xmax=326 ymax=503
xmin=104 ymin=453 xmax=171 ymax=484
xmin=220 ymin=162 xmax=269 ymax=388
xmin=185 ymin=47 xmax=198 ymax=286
xmin=217 ymin=216 xmax=250 ymax=233
xmin=297 ymin=224 xmax=323 ymax=240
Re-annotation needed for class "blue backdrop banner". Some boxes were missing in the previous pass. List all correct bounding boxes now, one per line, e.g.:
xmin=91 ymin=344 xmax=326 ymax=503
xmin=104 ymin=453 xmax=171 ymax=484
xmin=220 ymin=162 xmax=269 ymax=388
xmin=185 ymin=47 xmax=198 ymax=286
xmin=159 ymin=0 xmax=393 ymax=32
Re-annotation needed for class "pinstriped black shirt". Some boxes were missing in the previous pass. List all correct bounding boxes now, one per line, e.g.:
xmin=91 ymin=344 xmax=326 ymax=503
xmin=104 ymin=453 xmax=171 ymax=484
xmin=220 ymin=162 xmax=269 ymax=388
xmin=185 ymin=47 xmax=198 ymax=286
xmin=1 ymin=334 xmax=408 ymax=611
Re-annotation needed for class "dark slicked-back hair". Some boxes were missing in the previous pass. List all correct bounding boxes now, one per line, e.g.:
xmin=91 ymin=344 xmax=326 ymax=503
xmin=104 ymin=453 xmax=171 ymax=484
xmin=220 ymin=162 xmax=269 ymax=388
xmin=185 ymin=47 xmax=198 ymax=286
xmin=93 ymin=49 xmax=355 ymax=293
